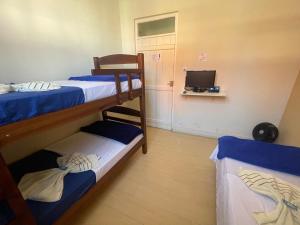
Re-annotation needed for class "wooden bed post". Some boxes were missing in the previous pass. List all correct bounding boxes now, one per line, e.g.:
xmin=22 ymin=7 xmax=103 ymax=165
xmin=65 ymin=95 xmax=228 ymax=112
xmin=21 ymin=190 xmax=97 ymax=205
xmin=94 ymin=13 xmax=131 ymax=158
xmin=137 ymin=53 xmax=147 ymax=154
xmin=0 ymin=152 xmax=36 ymax=225
xmin=93 ymin=57 xmax=100 ymax=69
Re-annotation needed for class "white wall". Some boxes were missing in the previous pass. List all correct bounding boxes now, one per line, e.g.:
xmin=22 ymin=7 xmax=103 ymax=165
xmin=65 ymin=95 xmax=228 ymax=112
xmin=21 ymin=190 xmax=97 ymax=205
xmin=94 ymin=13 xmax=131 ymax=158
xmin=278 ymin=71 xmax=300 ymax=147
xmin=119 ymin=0 xmax=300 ymax=138
xmin=0 ymin=0 xmax=122 ymax=83
xmin=0 ymin=0 xmax=122 ymax=163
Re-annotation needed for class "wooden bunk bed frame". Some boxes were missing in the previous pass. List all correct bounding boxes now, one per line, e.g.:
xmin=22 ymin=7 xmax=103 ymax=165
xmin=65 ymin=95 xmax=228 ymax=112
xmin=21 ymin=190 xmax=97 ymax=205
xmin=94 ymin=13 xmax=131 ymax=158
xmin=0 ymin=53 xmax=147 ymax=225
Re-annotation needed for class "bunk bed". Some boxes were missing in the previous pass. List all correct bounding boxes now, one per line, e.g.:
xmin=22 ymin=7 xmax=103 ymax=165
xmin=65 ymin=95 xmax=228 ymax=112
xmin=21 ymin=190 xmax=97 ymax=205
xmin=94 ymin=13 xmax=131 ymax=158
xmin=0 ymin=53 xmax=147 ymax=225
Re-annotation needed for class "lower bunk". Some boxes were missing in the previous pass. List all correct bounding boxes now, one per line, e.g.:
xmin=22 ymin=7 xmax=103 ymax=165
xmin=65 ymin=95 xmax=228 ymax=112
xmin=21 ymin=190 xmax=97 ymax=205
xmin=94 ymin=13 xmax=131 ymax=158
xmin=0 ymin=120 xmax=145 ymax=225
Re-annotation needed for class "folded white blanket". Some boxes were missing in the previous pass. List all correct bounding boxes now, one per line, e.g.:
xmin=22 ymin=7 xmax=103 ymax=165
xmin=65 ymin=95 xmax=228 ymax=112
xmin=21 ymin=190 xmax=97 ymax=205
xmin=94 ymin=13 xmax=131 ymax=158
xmin=0 ymin=84 xmax=11 ymax=94
xmin=18 ymin=153 xmax=100 ymax=202
xmin=12 ymin=81 xmax=61 ymax=92
xmin=239 ymin=169 xmax=300 ymax=225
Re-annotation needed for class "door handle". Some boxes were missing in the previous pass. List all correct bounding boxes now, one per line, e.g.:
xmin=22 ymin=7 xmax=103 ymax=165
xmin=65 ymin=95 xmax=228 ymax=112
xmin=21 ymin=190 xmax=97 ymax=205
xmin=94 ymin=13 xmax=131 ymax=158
xmin=168 ymin=81 xmax=174 ymax=87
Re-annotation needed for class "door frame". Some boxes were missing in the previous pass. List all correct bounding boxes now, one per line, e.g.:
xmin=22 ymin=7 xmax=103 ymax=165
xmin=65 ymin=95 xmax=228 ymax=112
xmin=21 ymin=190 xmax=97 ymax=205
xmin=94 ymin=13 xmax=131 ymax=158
xmin=134 ymin=12 xmax=178 ymax=130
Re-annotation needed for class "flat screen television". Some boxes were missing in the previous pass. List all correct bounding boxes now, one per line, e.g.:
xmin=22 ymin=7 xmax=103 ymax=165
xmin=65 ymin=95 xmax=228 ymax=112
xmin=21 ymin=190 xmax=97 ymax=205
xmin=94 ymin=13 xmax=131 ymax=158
xmin=185 ymin=71 xmax=216 ymax=89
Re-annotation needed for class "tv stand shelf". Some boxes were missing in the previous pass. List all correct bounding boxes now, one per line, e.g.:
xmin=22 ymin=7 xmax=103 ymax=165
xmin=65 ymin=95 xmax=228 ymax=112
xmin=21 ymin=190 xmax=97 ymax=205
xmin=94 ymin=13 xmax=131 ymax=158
xmin=181 ymin=90 xmax=226 ymax=97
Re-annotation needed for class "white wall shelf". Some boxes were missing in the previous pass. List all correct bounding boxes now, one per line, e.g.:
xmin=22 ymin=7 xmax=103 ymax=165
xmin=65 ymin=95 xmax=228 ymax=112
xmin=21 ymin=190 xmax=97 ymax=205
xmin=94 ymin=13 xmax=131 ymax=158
xmin=181 ymin=90 xmax=226 ymax=97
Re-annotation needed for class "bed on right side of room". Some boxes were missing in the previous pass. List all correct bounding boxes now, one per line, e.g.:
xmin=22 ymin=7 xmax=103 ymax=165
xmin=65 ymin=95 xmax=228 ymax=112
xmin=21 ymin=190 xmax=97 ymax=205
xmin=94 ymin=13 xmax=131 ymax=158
xmin=211 ymin=136 xmax=300 ymax=225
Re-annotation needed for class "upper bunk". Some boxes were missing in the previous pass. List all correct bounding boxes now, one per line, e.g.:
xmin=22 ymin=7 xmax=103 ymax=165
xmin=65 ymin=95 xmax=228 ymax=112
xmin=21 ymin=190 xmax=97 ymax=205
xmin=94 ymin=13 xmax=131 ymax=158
xmin=0 ymin=53 xmax=145 ymax=147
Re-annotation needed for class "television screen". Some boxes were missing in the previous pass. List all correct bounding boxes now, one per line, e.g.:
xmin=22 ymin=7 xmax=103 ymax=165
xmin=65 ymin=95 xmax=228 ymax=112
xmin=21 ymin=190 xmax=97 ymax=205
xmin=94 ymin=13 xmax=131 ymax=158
xmin=185 ymin=71 xmax=216 ymax=88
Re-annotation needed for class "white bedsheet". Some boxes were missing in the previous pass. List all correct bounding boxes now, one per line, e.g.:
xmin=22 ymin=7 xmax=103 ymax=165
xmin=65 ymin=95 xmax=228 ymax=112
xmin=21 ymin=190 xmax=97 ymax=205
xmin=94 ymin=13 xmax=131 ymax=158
xmin=55 ymin=79 xmax=142 ymax=102
xmin=212 ymin=147 xmax=300 ymax=225
xmin=46 ymin=132 xmax=143 ymax=182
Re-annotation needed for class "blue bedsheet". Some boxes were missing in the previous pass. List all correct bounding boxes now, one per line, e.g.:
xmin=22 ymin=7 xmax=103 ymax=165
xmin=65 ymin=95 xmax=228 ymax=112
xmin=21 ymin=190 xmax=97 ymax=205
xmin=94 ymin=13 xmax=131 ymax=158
xmin=0 ymin=150 xmax=96 ymax=225
xmin=69 ymin=74 xmax=140 ymax=82
xmin=0 ymin=87 xmax=85 ymax=126
xmin=218 ymin=136 xmax=300 ymax=176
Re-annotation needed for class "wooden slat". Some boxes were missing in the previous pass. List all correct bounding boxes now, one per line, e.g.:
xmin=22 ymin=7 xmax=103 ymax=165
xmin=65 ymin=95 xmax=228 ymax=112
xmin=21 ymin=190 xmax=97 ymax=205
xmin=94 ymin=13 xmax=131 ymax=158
xmin=127 ymin=73 xmax=133 ymax=100
xmin=94 ymin=54 xmax=138 ymax=68
xmin=104 ymin=106 xmax=141 ymax=117
xmin=91 ymin=69 xmax=141 ymax=75
xmin=102 ymin=110 xmax=108 ymax=121
xmin=106 ymin=116 xmax=141 ymax=126
xmin=119 ymin=89 xmax=141 ymax=101
xmin=114 ymin=73 xmax=122 ymax=105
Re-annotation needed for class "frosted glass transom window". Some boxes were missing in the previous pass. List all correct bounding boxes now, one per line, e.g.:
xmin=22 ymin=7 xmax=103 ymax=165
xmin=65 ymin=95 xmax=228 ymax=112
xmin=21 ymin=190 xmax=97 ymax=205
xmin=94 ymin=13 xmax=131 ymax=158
xmin=138 ymin=17 xmax=175 ymax=37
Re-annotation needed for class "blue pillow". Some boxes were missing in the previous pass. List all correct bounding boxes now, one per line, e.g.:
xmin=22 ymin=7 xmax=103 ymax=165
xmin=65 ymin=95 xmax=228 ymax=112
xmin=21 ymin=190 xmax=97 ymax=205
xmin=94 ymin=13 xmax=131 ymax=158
xmin=218 ymin=136 xmax=300 ymax=176
xmin=80 ymin=120 xmax=143 ymax=144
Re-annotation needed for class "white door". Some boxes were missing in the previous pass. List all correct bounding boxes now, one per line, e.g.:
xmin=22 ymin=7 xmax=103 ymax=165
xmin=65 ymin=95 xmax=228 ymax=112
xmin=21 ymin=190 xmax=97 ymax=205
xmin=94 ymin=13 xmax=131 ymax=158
xmin=140 ymin=49 xmax=175 ymax=130
xmin=135 ymin=13 xmax=177 ymax=130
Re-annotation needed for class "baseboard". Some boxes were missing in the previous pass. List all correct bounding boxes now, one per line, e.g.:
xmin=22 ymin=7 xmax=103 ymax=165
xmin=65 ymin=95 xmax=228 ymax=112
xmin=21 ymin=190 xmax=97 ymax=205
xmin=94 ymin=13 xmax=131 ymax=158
xmin=172 ymin=124 xmax=250 ymax=139
xmin=146 ymin=120 xmax=251 ymax=139
xmin=146 ymin=118 xmax=171 ymax=130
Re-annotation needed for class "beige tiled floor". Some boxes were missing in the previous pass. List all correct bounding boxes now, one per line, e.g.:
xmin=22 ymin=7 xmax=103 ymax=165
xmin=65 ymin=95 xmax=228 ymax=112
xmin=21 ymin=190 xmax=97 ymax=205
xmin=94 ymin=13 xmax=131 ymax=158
xmin=70 ymin=127 xmax=217 ymax=225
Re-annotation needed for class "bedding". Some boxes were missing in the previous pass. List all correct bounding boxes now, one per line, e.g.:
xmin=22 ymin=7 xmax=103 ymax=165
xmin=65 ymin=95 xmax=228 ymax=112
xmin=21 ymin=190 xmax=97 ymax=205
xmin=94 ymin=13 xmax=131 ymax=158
xmin=239 ymin=169 xmax=300 ymax=225
xmin=0 ymin=87 xmax=85 ymax=126
xmin=212 ymin=137 xmax=300 ymax=225
xmin=47 ymin=131 xmax=143 ymax=182
xmin=215 ymin=158 xmax=300 ymax=225
xmin=0 ymin=75 xmax=142 ymax=126
xmin=0 ymin=150 xmax=96 ymax=225
xmin=18 ymin=153 xmax=100 ymax=202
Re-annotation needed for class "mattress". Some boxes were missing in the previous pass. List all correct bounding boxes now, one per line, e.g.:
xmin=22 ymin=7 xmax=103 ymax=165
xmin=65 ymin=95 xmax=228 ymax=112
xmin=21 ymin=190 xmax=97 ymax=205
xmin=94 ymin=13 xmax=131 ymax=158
xmin=212 ymin=147 xmax=300 ymax=225
xmin=46 ymin=132 xmax=143 ymax=182
xmin=55 ymin=79 xmax=142 ymax=103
